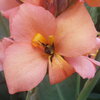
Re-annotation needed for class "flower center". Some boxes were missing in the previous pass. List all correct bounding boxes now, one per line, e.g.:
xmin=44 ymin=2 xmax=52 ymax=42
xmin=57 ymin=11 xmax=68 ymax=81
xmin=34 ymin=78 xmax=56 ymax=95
xmin=32 ymin=33 xmax=55 ymax=56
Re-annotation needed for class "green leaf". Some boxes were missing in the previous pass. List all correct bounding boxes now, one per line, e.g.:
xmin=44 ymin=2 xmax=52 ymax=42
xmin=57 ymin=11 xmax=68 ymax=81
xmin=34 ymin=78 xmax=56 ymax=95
xmin=85 ymin=4 xmax=99 ymax=24
xmin=0 ymin=14 xmax=10 ymax=39
xmin=88 ymin=93 xmax=100 ymax=100
xmin=34 ymin=74 xmax=77 ymax=100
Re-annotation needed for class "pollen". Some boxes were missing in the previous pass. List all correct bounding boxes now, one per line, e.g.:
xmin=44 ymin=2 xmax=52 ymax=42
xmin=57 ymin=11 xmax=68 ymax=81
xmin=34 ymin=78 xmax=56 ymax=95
xmin=48 ymin=35 xmax=54 ymax=45
xmin=32 ymin=33 xmax=47 ymax=47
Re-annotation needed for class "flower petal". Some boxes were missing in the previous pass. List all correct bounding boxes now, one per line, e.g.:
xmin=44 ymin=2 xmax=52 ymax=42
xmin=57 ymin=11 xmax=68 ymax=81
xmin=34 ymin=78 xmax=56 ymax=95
xmin=49 ymin=54 xmax=74 ymax=84
xmin=0 ymin=38 xmax=13 ymax=71
xmin=67 ymin=56 xmax=96 ymax=79
xmin=87 ymin=57 xmax=100 ymax=66
xmin=0 ymin=0 xmax=19 ymax=11
xmin=4 ymin=43 xmax=47 ymax=94
xmin=55 ymin=2 xmax=97 ymax=57
xmin=10 ymin=3 xmax=56 ymax=42
xmin=85 ymin=0 xmax=100 ymax=7
xmin=0 ymin=61 xmax=3 ymax=71
xmin=24 ymin=0 xmax=41 ymax=5
xmin=96 ymin=38 xmax=100 ymax=49
xmin=2 ymin=7 xmax=19 ymax=19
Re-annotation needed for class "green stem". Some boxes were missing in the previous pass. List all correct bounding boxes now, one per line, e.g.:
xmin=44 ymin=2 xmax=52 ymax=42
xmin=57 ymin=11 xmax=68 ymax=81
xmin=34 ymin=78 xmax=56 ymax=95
xmin=55 ymin=84 xmax=65 ymax=100
xmin=26 ymin=88 xmax=35 ymax=100
xmin=76 ymin=74 xmax=80 ymax=99
xmin=77 ymin=69 xmax=100 ymax=100
xmin=26 ymin=91 xmax=31 ymax=100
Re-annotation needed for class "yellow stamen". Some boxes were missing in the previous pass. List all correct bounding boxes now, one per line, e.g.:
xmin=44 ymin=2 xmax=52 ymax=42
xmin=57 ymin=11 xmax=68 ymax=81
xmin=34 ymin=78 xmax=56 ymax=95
xmin=91 ymin=50 xmax=99 ymax=58
xmin=32 ymin=33 xmax=47 ymax=47
xmin=48 ymin=35 xmax=54 ymax=45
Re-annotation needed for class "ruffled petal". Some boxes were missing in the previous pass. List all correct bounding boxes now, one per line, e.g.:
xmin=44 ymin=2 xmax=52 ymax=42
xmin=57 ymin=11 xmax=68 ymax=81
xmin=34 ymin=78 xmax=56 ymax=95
xmin=85 ymin=0 xmax=100 ymax=7
xmin=10 ymin=3 xmax=56 ymax=42
xmin=67 ymin=56 xmax=96 ymax=79
xmin=49 ymin=54 xmax=74 ymax=84
xmin=4 ymin=43 xmax=47 ymax=94
xmin=55 ymin=2 xmax=97 ymax=57
xmin=0 ymin=0 xmax=19 ymax=11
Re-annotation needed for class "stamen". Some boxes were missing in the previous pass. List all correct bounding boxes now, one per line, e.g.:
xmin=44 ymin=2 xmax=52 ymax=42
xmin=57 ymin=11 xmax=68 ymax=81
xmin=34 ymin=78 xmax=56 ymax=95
xmin=32 ymin=33 xmax=55 ymax=56
xmin=48 ymin=35 xmax=54 ymax=45
xmin=32 ymin=33 xmax=47 ymax=47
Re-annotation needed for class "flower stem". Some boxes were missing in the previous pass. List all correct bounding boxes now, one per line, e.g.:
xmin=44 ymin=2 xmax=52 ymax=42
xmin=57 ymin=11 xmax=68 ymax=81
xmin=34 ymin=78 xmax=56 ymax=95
xmin=75 ymin=74 xmax=80 ymax=99
xmin=55 ymin=84 xmax=65 ymax=100
xmin=26 ymin=91 xmax=31 ymax=100
xmin=26 ymin=88 xmax=35 ymax=100
xmin=77 ymin=69 xmax=100 ymax=100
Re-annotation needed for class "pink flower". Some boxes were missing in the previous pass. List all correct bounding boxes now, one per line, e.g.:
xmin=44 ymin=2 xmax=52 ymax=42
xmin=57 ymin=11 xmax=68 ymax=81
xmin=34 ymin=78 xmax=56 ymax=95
xmin=0 ymin=38 xmax=13 ymax=71
xmin=0 ymin=0 xmax=40 ymax=11
xmin=0 ymin=0 xmax=100 ymax=13
xmin=3 ymin=2 xmax=99 ymax=94
xmin=0 ymin=0 xmax=20 ymax=11
xmin=0 ymin=0 xmax=69 ymax=16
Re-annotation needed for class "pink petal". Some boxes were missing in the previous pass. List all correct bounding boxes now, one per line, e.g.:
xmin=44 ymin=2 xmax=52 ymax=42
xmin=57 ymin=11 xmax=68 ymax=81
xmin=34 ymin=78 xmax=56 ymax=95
xmin=2 ymin=7 xmax=19 ymax=19
xmin=24 ymin=0 xmax=41 ymax=5
xmin=67 ymin=56 xmax=96 ymax=79
xmin=96 ymin=38 xmax=100 ymax=49
xmin=55 ymin=2 xmax=97 ymax=57
xmin=10 ymin=3 xmax=56 ymax=42
xmin=3 ymin=43 xmax=47 ymax=94
xmin=0 ymin=38 xmax=13 ymax=71
xmin=87 ymin=57 xmax=100 ymax=66
xmin=85 ymin=0 xmax=100 ymax=7
xmin=0 ymin=40 xmax=4 ymax=71
xmin=49 ymin=54 xmax=75 ymax=84
xmin=0 ymin=61 xmax=3 ymax=71
xmin=0 ymin=0 xmax=19 ymax=11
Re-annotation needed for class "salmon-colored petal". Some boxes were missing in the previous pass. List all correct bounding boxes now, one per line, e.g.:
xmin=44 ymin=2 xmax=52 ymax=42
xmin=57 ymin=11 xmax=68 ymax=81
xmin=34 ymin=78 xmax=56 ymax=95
xmin=85 ymin=0 xmax=100 ymax=7
xmin=0 ymin=0 xmax=19 ymax=11
xmin=24 ymin=0 xmax=41 ymax=5
xmin=0 ymin=38 xmax=13 ymax=62
xmin=67 ymin=56 xmax=96 ymax=79
xmin=87 ymin=57 xmax=100 ymax=66
xmin=2 ymin=7 xmax=19 ymax=19
xmin=96 ymin=38 xmax=100 ymax=49
xmin=0 ymin=41 xmax=4 ymax=70
xmin=10 ymin=3 xmax=56 ymax=42
xmin=0 ymin=38 xmax=13 ymax=71
xmin=0 ymin=61 xmax=3 ymax=71
xmin=4 ymin=43 xmax=47 ymax=94
xmin=49 ymin=54 xmax=74 ymax=84
xmin=55 ymin=2 xmax=97 ymax=57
